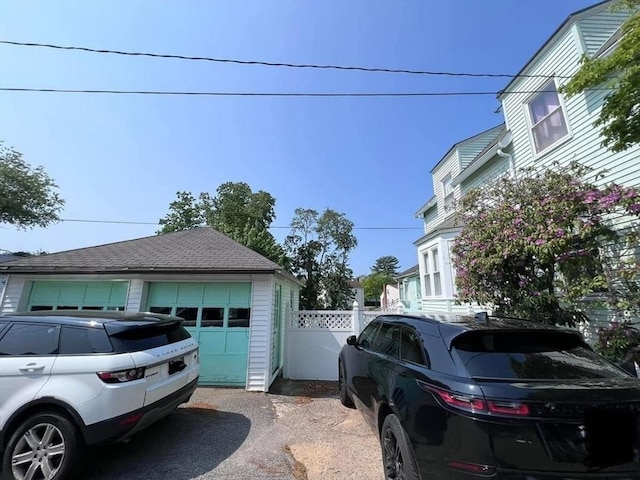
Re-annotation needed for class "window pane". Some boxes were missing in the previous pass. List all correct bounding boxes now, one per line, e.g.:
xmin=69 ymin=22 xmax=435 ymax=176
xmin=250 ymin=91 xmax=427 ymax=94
xmin=106 ymin=306 xmax=125 ymax=311
xmin=432 ymin=249 xmax=439 ymax=273
xmin=400 ymin=328 xmax=425 ymax=365
xmin=0 ymin=324 xmax=60 ymax=355
xmin=453 ymin=331 xmax=627 ymax=380
xmin=370 ymin=323 xmax=400 ymax=357
xmin=433 ymin=272 xmax=442 ymax=296
xmin=81 ymin=306 xmax=104 ymax=311
xmin=149 ymin=306 xmax=173 ymax=315
xmin=202 ymin=307 xmax=224 ymax=328
xmin=57 ymin=306 xmax=79 ymax=310
xmin=424 ymin=276 xmax=432 ymax=297
xmin=533 ymin=109 xmax=568 ymax=152
xmin=30 ymin=306 xmax=54 ymax=311
xmin=60 ymin=326 xmax=113 ymax=354
xmin=229 ymin=308 xmax=251 ymax=328
xmin=358 ymin=322 xmax=380 ymax=349
xmin=416 ymin=278 xmax=422 ymax=299
xmin=529 ymin=85 xmax=561 ymax=123
xmin=423 ymin=253 xmax=430 ymax=274
xmin=175 ymin=307 xmax=198 ymax=327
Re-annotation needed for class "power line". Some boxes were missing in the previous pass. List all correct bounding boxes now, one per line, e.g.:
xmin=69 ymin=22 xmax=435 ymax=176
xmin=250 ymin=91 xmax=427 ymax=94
xmin=0 ymin=87 xmax=612 ymax=97
xmin=0 ymin=40 xmax=572 ymax=80
xmin=58 ymin=218 xmax=423 ymax=230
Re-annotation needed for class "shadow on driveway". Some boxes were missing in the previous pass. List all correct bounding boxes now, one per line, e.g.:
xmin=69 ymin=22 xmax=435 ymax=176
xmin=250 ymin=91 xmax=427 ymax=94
xmin=84 ymin=404 xmax=250 ymax=480
xmin=269 ymin=378 xmax=338 ymax=399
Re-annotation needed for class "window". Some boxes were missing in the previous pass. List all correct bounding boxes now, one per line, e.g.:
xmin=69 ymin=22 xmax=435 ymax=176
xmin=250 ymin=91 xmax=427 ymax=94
xmin=442 ymin=173 xmax=454 ymax=212
xmin=423 ymin=253 xmax=432 ymax=297
xmin=0 ymin=324 xmax=60 ymax=355
xmin=358 ymin=322 xmax=380 ymax=350
xmin=30 ymin=306 xmax=54 ymax=311
xmin=400 ymin=328 xmax=426 ymax=366
xmin=150 ymin=306 xmax=172 ymax=315
xmin=448 ymin=240 xmax=457 ymax=296
xmin=370 ymin=323 xmax=400 ymax=357
xmin=423 ymin=248 xmax=442 ymax=298
xmin=59 ymin=327 xmax=113 ymax=354
xmin=228 ymin=308 xmax=251 ymax=328
xmin=527 ymin=82 xmax=569 ymax=153
xmin=202 ymin=307 xmax=224 ymax=327
xmin=416 ymin=278 xmax=422 ymax=299
xmin=175 ymin=307 xmax=198 ymax=327
xmin=432 ymin=248 xmax=442 ymax=296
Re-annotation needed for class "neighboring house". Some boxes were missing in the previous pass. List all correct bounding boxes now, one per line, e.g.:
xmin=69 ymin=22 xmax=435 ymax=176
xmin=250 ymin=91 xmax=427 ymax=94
xmin=380 ymin=283 xmax=400 ymax=310
xmin=350 ymin=279 xmax=365 ymax=309
xmin=0 ymin=227 xmax=301 ymax=392
xmin=396 ymin=264 xmax=422 ymax=312
xmin=414 ymin=0 xmax=639 ymax=318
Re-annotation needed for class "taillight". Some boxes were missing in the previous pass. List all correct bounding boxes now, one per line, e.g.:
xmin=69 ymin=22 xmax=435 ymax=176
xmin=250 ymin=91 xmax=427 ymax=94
xmin=97 ymin=367 xmax=146 ymax=383
xmin=418 ymin=381 xmax=529 ymax=417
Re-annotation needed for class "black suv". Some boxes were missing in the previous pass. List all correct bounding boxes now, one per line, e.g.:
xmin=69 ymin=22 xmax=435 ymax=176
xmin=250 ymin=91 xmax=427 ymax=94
xmin=338 ymin=313 xmax=640 ymax=480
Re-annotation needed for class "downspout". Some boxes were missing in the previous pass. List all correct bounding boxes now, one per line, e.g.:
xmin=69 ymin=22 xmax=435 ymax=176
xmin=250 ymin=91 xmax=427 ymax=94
xmin=496 ymin=133 xmax=516 ymax=178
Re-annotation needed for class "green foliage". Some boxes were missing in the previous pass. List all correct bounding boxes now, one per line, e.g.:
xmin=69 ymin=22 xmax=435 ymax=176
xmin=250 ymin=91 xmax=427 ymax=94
xmin=157 ymin=183 xmax=286 ymax=265
xmin=452 ymin=161 xmax=640 ymax=327
xmin=362 ymin=273 xmax=392 ymax=302
xmin=0 ymin=143 xmax=64 ymax=229
xmin=560 ymin=1 xmax=640 ymax=152
xmin=285 ymin=208 xmax=357 ymax=309
xmin=371 ymin=256 xmax=400 ymax=276
xmin=595 ymin=321 xmax=640 ymax=363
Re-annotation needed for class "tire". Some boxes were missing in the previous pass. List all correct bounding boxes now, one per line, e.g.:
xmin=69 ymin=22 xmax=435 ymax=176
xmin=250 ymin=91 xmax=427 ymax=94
xmin=2 ymin=412 xmax=83 ymax=480
xmin=380 ymin=414 xmax=421 ymax=480
xmin=338 ymin=363 xmax=354 ymax=408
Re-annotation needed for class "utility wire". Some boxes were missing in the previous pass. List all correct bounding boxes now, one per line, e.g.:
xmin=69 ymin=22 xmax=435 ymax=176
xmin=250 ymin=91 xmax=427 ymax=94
xmin=0 ymin=87 xmax=612 ymax=97
xmin=0 ymin=40 xmax=572 ymax=80
xmin=58 ymin=218 xmax=423 ymax=230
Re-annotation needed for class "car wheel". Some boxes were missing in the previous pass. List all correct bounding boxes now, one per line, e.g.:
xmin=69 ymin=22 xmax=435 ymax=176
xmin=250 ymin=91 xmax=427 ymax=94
xmin=338 ymin=363 xmax=354 ymax=408
xmin=381 ymin=414 xmax=420 ymax=480
xmin=2 ymin=412 xmax=83 ymax=480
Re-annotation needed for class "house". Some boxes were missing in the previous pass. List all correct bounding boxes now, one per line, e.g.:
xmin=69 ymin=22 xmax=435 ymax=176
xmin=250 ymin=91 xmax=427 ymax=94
xmin=414 ymin=0 xmax=639 ymax=317
xmin=0 ymin=227 xmax=301 ymax=392
xmin=350 ymin=279 xmax=365 ymax=309
xmin=380 ymin=283 xmax=400 ymax=310
xmin=396 ymin=264 xmax=421 ymax=312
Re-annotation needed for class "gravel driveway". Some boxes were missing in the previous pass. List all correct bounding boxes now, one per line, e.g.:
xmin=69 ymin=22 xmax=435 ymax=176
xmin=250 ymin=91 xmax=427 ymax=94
xmin=81 ymin=380 xmax=382 ymax=480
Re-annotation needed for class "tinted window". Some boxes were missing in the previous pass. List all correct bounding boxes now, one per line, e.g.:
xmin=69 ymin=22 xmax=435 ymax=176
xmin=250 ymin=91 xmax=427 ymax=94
xmin=370 ymin=323 xmax=400 ymax=357
xmin=202 ymin=308 xmax=224 ymax=328
xmin=453 ymin=331 xmax=627 ymax=380
xmin=149 ymin=306 xmax=172 ymax=315
xmin=175 ymin=307 xmax=198 ymax=327
xmin=30 ymin=306 xmax=54 ymax=311
xmin=229 ymin=308 xmax=250 ymax=328
xmin=0 ymin=324 xmax=60 ymax=355
xmin=118 ymin=323 xmax=191 ymax=352
xmin=59 ymin=326 xmax=113 ymax=354
xmin=400 ymin=328 xmax=426 ymax=366
xmin=358 ymin=322 xmax=380 ymax=349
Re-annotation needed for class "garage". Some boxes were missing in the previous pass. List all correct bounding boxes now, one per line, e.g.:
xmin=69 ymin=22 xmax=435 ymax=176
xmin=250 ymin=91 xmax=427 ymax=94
xmin=27 ymin=280 xmax=129 ymax=312
xmin=146 ymin=281 xmax=252 ymax=386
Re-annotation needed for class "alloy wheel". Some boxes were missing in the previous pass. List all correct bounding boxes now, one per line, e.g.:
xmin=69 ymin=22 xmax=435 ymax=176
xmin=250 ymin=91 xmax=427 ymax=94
xmin=383 ymin=428 xmax=406 ymax=480
xmin=11 ymin=423 xmax=65 ymax=480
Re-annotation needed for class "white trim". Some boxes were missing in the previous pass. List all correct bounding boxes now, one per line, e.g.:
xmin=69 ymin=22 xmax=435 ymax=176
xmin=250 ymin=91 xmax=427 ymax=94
xmin=451 ymin=130 xmax=512 ymax=187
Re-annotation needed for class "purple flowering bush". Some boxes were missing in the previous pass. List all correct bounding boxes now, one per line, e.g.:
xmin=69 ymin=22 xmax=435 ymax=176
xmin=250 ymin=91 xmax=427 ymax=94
xmin=452 ymin=162 xmax=640 ymax=329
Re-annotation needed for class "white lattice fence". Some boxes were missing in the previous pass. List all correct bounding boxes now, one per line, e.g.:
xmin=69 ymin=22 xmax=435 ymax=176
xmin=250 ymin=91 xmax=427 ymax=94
xmin=290 ymin=310 xmax=354 ymax=330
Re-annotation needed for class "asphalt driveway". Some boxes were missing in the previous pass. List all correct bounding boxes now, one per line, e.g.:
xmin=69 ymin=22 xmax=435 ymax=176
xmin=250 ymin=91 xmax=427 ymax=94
xmin=83 ymin=379 xmax=382 ymax=480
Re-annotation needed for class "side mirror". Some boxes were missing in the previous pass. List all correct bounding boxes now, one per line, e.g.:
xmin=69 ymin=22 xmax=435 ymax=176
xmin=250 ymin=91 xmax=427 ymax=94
xmin=346 ymin=335 xmax=357 ymax=346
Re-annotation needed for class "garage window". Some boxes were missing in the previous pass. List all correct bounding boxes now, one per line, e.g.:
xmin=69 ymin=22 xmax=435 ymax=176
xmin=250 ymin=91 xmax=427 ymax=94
xmin=175 ymin=307 xmax=198 ymax=327
xmin=202 ymin=308 xmax=224 ymax=327
xmin=229 ymin=308 xmax=251 ymax=328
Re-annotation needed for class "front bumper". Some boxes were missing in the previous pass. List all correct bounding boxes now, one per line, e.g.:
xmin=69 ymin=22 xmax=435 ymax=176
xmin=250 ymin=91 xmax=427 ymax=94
xmin=82 ymin=377 xmax=198 ymax=445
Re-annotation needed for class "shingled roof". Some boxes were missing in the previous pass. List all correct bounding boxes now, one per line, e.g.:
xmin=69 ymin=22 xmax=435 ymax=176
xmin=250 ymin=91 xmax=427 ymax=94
xmin=0 ymin=227 xmax=282 ymax=275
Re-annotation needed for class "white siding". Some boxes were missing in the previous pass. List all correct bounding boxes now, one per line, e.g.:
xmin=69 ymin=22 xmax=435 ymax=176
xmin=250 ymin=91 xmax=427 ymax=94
xmin=125 ymin=279 xmax=144 ymax=311
xmin=461 ymin=152 xmax=511 ymax=194
xmin=246 ymin=275 xmax=274 ymax=392
xmin=458 ymin=126 xmax=505 ymax=169
xmin=578 ymin=9 xmax=630 ymax=56
xmin=431 ymin=151 xmax=460 ymax=224
xmin=501 ymin=24 xmax=640 ymax=190
xmin=0 ymin=276 xmax=29 ymax=314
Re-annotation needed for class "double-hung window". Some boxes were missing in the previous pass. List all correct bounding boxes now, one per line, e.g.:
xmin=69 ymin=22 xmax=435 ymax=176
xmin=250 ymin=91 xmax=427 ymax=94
xmin=423 ymin=248 xmax=442 ymax=297
xmin=526 ymin=81 xmax=569 ymax=154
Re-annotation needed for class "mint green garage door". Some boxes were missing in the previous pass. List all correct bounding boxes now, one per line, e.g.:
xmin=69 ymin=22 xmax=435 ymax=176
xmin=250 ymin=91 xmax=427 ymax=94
xmin=146 ymin=282 xmax=252 ymax=386
xmin=27 ymin=281 xmax=128 ymax=311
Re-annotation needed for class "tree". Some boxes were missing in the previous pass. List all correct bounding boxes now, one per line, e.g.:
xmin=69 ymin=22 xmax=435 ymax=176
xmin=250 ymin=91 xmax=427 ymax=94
xmin=371 ymin=256 xmax=400 ymax=276
xmin=452 ymin=161 xmax=640 ymax=327
xmin=560 ymin=0 xmax=640 ymax=152
xmin=157 ymin=183 xmax=286 ymax=265
xmin=0 ymin=143 xmax=64 ymax=229
xmin=285 ymin=208 xmax=357 ymax=309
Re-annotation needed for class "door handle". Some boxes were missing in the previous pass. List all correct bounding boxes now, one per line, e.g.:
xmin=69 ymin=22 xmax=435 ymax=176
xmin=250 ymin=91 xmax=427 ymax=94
xmin=19 ymin=363 xmax=45 ymax=373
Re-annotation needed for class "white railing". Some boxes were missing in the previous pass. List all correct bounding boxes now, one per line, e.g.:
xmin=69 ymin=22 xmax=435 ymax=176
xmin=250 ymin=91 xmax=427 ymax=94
xmin=290 ymin=310 xmax=354 ymax=330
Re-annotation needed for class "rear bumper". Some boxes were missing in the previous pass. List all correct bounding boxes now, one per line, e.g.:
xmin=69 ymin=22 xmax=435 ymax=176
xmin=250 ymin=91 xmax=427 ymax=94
xmin=438 ymin=468 xmax=640 ymax=480
xmin=82 ymin=377 xmax=198 ymax=445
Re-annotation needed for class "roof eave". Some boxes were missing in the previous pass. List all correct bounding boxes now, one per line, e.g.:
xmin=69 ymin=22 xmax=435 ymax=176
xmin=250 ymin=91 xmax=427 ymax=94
xmin=414 ymin=226 xmax=462 ymax=246
xmin=0 ymin=267 xmax=281 ymax=275
xmin=415 ymin=196 xmax=437 ymax=218
xmin=451 ymin=130 xmax=512 ymax=187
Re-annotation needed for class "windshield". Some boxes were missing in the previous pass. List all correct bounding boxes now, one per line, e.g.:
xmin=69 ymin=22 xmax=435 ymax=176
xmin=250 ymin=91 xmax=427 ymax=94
xmin=452 ymin=330 xmax=629 ymax=380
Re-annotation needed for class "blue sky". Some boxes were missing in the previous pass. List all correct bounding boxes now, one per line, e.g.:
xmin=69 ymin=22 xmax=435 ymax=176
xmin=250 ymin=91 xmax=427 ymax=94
xmin=0 ymin=0 xmax=597 ymax=276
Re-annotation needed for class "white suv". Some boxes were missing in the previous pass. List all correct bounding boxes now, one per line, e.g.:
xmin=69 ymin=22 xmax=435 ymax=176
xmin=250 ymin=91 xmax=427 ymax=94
xmin=0 ymin=311 xmax=199 ymax=480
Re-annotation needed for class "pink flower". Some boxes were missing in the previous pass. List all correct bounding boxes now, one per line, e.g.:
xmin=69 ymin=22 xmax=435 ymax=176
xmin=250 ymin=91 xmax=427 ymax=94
xmin=555 ymin=229 xmax=564 ymax=238
xmin=535 ymin=239 xmax=546 ymax=246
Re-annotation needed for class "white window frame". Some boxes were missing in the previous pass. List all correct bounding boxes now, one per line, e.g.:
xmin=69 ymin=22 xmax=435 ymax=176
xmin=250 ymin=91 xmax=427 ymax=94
xmin=422 ymin=247 xmax=443 ymax=298
xmin=523 ymin=79 xmax=572 ymax=158
xmin=422 ymin=252 xmax=431 ymax=297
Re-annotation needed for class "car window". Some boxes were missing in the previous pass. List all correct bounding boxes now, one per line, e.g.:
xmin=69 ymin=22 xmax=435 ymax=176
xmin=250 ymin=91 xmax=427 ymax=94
xmin=59 ymin=326 xmax=114 ymax=354
xmin=357 ymin=321 xmax=380 ymax=350
xmin=370 ymin=323 xmax=400 ymax=358
xmin=453 ymin=331 xmax=628 ymax=380
xmin=400 ymin=327 xmax=426 ymax=366
xmin=116 ymin=323 xmax=192 ymax=352
xmin=0 ymin=323 xmax=60 ymax=355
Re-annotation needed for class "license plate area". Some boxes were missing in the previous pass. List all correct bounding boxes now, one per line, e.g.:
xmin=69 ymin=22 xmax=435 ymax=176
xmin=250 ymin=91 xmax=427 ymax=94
xmin=168 ymin=356 xmax=186 ymax=375
xmin=584 ymin=407 xmax=639 ymax=467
